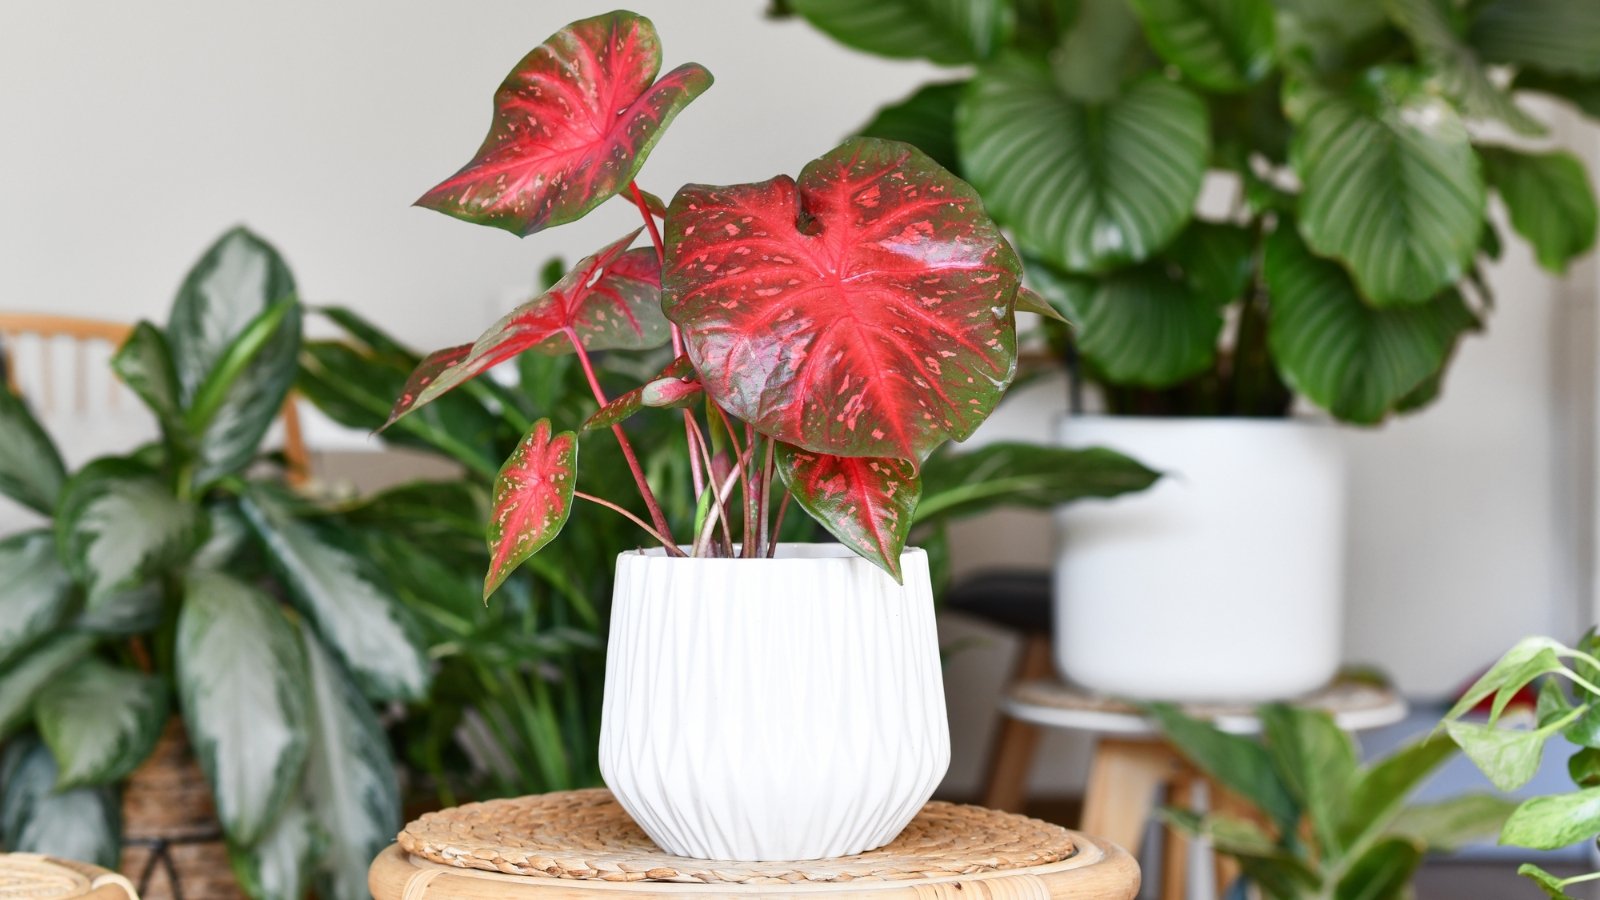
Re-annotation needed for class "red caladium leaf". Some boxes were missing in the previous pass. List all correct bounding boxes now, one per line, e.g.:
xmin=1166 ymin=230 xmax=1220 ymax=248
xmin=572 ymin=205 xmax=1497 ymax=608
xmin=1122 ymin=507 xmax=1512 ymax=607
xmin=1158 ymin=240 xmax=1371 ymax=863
xmin=385 ymin=228 xmax=668 ymax=428
xmin=416 ymin=11 xmax=713 ymax=236
xmin=582 ymin=355 xmax=701 ymax=432
xmin=486 ymin=419 xmax=577 ymax=598
xmin=774 ymin=443 xmax=920 ymax=582
xmin=663 ymin=137 xmax=1022 ymax=464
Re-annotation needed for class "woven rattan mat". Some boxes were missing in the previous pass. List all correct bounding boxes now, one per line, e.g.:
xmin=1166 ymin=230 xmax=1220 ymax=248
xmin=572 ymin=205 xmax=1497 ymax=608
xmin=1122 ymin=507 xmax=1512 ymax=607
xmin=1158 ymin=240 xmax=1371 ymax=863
xmin=0 ymin=855 xmax=135 ymax=900
xmin=398 ymin=789 xmax=1076 ymax=883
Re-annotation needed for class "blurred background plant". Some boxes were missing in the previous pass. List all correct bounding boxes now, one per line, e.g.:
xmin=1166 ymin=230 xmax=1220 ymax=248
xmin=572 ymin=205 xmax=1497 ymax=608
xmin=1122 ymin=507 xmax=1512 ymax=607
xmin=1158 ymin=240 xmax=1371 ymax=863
xmin=776 ymin=0 xmax=1600 ymax=423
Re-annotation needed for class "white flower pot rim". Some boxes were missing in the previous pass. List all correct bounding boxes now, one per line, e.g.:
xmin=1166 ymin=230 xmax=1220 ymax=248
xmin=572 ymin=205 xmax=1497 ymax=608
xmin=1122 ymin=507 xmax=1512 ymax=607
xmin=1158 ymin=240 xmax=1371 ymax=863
xmin=623 ymin=543 xmax=927 ymax=563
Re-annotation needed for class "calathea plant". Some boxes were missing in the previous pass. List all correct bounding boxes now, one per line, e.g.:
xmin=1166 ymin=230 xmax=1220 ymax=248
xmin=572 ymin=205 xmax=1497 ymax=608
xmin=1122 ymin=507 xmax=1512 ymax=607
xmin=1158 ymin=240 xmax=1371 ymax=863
xmin=387 ymin=9 xmax=1079 ymax=585
xmin=782 ymin=0 xmax=1600 ymax=422
xmin=0 ymin=229 xmax=423 ymax=900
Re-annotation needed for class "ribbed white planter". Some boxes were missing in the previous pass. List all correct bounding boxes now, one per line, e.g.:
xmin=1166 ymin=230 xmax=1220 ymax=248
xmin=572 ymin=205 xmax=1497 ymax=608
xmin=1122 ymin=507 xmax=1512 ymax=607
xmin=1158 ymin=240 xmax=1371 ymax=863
xmin=599 ymin=544 xmax=949 ymax=862
xmin=1055 ymin=416 xmax=1345 ymax=702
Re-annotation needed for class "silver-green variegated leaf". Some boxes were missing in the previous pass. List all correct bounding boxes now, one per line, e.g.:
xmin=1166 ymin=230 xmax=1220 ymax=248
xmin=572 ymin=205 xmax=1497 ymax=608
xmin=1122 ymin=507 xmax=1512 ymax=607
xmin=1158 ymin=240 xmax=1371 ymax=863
xmin=77 ymin=584 xmax=165 ymax=635
xmin=55 ymin=457 xmax=204 ymax=603
xmin=1481 ymin=147 xmax=1600 ymax=275
xmin=111 ymin=322 xmax=187 ymax=440
xmin=1469 ymin=0 xmax=1600 ymax=80
xmin=0 ymin=530 xmax=73 ymax=669
xmin=1386 ymin=0 xmax=1544 ymax=136
xmin=0 ymin=388 xmax=65 ymax=515
xmin=959 ymin=63 xmax=1209 ymax=273
xmin=240 ymin=486 xmax=430 ymax=701
xmin=1288 ymin=71 xmax=1485 ymax=306
xmin=228 ymin=799 xmax=322 ymax=900
xmin=1127 ymin=0 xmax=1275 ymax=92
xmin=790 ymin=0 xmax=1014 ymax=64
xmin=0 ymin=736 xmax=120 ymax=868
xmin=177 ymin=570 xmax=309 ymax=845
xmin=35 ymin=657 xmax=167 ymax=789
xmin=0 ymin=633 xmax=95 ymax=739
xmin=298 ymin=621 xmax=401 ymax=900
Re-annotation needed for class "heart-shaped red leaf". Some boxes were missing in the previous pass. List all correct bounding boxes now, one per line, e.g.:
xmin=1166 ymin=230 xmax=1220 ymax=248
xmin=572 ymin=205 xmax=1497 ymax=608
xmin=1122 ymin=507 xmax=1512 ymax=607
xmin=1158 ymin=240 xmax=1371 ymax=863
xmin=582 ymin=355 xmax=699 ymax=432
xmin=486 ymin=419 xmax=577 ymax=598
xmin=385 ymin=228 xmax=667 ymax=428
xmin=663 ymin=137 xmax=1022 ymax=464
xmin=417 ymin=11 xmax=713 ymax=236
xmin=775 ymin=443 xmax=921 ymax=581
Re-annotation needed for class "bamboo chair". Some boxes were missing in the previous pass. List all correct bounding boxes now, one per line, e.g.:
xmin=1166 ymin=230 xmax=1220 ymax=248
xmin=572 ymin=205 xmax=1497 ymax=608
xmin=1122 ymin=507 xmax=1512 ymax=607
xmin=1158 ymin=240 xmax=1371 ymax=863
xmin=0 ymin=312 xmax=310 ymax=485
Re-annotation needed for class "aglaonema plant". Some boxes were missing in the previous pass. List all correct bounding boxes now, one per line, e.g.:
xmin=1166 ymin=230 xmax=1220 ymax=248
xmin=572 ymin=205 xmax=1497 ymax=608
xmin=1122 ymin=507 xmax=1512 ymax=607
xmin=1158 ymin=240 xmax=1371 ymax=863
xmin=391 ymin=9 xmax=1068 ymax=589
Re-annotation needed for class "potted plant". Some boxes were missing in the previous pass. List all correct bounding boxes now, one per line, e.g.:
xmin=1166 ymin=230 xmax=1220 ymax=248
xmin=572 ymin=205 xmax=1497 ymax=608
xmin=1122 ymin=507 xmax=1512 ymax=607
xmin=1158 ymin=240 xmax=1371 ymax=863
xmin=781 ymin=0 xmax=1600 ymax=700
xmin=0 ymin=229 xmax=422 ymax=900
xmin=386 ymin=8 xmax=1151 ymax=862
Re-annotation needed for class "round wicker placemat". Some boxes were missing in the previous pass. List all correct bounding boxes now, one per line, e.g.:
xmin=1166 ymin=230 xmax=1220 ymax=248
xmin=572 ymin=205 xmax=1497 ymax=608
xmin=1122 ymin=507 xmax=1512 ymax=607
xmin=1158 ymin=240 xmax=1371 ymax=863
xmin=0 ymin=854 xmax=138 ymax=900
xmin=397 ymin=789 xmax=1075 ymax=884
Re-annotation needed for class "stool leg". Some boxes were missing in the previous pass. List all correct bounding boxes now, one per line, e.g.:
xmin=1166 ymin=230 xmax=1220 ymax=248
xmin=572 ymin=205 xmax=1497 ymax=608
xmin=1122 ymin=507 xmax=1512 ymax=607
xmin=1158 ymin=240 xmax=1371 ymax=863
xmin=1081 ymin=738 xmax=1184 ymax=859
xmin=980 ymin=634 xmax=1054 ymax=812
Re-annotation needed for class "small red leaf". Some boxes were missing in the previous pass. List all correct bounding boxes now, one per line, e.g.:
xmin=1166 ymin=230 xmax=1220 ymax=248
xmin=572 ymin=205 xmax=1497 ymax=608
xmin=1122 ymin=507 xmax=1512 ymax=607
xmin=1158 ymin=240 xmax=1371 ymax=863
xmin=582 ymin=355 xmax=697 ymax=432
xmin=663 ymin=137 xmax=1022 ymax=464
xmin=385 ymin=229 xmax=667 ymax=428
xmin=641 ymin=374 xmax=702 ymax=408
xmin=774 ymin=443 xmax=920 ymax=582
xmin=486 ymin=419 xmax=577 ymax=598
xmin=417 ymin=11 xmax=713 ymax=236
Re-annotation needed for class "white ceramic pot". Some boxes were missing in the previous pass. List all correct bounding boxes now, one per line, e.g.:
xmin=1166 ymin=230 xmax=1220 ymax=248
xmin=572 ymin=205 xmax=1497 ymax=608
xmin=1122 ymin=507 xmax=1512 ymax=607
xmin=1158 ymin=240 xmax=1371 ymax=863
xmin=599 ymin=544 xmax=949 ymax=861
xmin=1054 ymin=416 xmax=1345 ymax=702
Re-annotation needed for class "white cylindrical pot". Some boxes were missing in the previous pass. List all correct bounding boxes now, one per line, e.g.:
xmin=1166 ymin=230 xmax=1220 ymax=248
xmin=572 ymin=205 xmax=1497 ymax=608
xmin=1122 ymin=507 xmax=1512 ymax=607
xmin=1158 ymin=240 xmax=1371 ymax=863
xmin=1055 ymin=416 xmax=1345 ymax=702
xmin=599 ymin=544 xmax=949 ymax=861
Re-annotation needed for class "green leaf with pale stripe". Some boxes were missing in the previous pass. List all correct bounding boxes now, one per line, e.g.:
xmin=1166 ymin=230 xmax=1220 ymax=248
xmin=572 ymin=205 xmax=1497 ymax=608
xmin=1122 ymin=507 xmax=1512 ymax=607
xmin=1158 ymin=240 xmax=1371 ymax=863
xmin=1261 ymin=704 xmax=1358 ymax=854
xmin=1335 ymin=838 xmax=1422 ymax=900
xmin=0 ymin=736 xmax=120 ymax=869
xmin=959 ymin=63 xmax=1209 ymax=273
xmin=0 ymin=388 xmax=65 ymax=515
xmin=1127 ymin=0 xmax=1275 ymax=91
xmin=177 ymin=570 xmax=309 ymax=845
xmin=1481 ymin=148 xmax=1599 ymax=275
xmin=1500 ymin=787 xmax=1600 ymax=850
xmin=1387 ymin=793 xmax=1519 ymax=851
xmin=1058 ymin=265 xmax=1223 ymax=387
xmin=55 ymin=457 xmax=205 ymax=603
xmin=1386 ymin=0 xmax=1544 ymax=136
xmin=915 ymin=443 xmax=1160 ymax=524
xmin=240 ymin=485 xmax=430 ymax=701
xmin=0 ymin=531 xmax=73 ymax=670
xmin=1470 ymin=0 xmax=1600 ymax=79
xmin=1288 ymin=71 xmax=1485 ymax=306
xmin=1265 ymin=227 xmax=1476 ymax=424
xmin=35 ymin=658 xmax=167 ymax=788
xmin=790 ymin=0 xmax=1013 ymax=64
xmin=857 ymin=82 xmax=965 ymax=173
xmin=0 ymin=634 xmax=95 ymax=740
xmin=111 ymin=322 xmax=187 ymax=442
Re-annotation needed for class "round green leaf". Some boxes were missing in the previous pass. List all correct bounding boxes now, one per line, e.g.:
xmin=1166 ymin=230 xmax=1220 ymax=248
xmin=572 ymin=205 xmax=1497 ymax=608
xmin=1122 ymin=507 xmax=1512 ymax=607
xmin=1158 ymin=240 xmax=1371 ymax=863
xmin=1482 ymin=147 xmax=1599 ymax=275
xmin=1387 ymin=0 xmax=1544 ymax=136
xmin=790 ymin=0 xmax=1014 ymax=64
xmin=959 ymin=64 xmax=1209 ymax=273
xmin=1289 ymin=72 xmax=1485 ymax=306
xmin=857 ymin=81 xmax=965 ymax=173
xmin=1035 ymin=264 xmax=1223 ymax=387
xmin=35 ymin=658 xmax=167 ymax=789
xmin=1470 ymin=0 xmax=1600 ymax=79
xmin=1127 ymin=0 xmax=1275 ymax=92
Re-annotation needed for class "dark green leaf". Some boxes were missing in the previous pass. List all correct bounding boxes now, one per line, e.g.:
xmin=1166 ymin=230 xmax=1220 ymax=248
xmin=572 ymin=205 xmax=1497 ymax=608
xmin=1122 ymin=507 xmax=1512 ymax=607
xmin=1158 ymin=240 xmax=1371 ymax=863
xmin=1570 ymin=748 xmax=1600 ymax=787
xmin=1339 ymin=732 xmax=1456 ymax=847
xmin=1334 ymin=837 xmax=1422 ymax=900
xmin=35 ymin=658 xmax=167 ymax=789
xmin=790 ymin=0 xmax=1014 ymax=64
xmin=857 ymin=82 xmax=965 ymax=173
xmin=1446 ymin=720 xmax=1548 ymax=792
xmin=77 ymin=584 xmax=164 ymax=635
xmin=959 ymin=64 xmax=1209 ymax=273
xmin=1128 ymin=0 xmax=1275 ymax=91
xmin=1387 ymin=793 xmax=1519 ymax=851
xmin=1514 ymin=71 xmax=1600 ymax=118
xmin=1261 ymin=704 xmax=1357 ymax=853
xmin=228 ymin=799 xmax=320 ymax=900
xmin=1165 ymin=220 xmax=1256 ymax=305
xmin=1275 ymin=0 xmax=1389 ymax=74
xmin=0 ymin=530 xmax=73 ymax=670
xmin=1065 ymin=266 xmax=1225 ymax=387
xmin=1387 ymin=0 xmax=1545 ymax=135
xmin=1482 ymin=148 xmax=1599 ymax=274
xmin=176 ymin=570 xmax=309 ymax=845
xmin=1470 ymin=0 xmax=1600 ymax=79
xmin=915 ymin=443 xmax=1159 ymax=523
xmin=0 ymin=634 xmax=95 ymax=740
xmin=111 ymin=322 xmax=186 ymax=441
xmin=1500 ymin=787 xmax=1600 ymax=849
xmin=187 ymin=297 xmax=301 ymax=485
xmin=1148 ymin=703 xmax=1299 ymax=832
xmin=55 ymin=457 xmax=205 ymax=603
xmin=0 ymin=736 xmax=120 ymax=868
xmin=0 ymin=388 xmax=65 ymax=515
xmin=1051 ymin=0 xmax=1147 ymax=101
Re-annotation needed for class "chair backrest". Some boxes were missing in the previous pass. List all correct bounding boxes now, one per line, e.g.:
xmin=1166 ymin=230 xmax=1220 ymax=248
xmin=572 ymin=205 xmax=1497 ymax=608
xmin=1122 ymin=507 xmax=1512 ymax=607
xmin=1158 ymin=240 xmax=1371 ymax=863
xmin=0 ymin=312 xmax=309 ymax=484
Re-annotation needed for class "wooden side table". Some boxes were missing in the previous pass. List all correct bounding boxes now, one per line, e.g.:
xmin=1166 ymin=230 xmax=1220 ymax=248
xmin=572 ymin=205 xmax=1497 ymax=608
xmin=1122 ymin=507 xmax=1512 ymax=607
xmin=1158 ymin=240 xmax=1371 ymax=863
xmin=370 ymin=788 xmax=1140 ymax=899
xmin=998 ymin=677 xmax=1407 ymax=900
xmin=0 ymin=854 xmax=139 ymax=900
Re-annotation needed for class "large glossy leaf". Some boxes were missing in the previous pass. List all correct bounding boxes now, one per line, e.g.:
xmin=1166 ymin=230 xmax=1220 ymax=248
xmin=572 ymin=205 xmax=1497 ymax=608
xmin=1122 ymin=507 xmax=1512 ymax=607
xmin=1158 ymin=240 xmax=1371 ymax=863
xmin=177 ymin=570 xmax=309 ymax=845
xmin=1387 ymin=0 xmax=1543 ymax=136
xmin=240 ymin=486 xmax=430 ymax=702
xmin=858 ymin=82 xmax=965 ymax=174
xmin=1334 ymin=837 xmax=1422 ymax=900
xmin=0 ymin=736 xmax=120 ymax=868
xmin=165 ymin=228 xmax=302 ymax=483
xmin=775 ymin=444 xmax=920 ymax=581
xmin=1149 ymin=703 xmax=1299 ymax=832
xmin=0 ymin=531 xmax=73 ymax=670
xmin=790 ymin=0 xmax=1013 ymax=65
xmin=55 ymin=457 xmax=205 ymax=603
xmin=385 ymin=230 xmax=665 ymax=428
xmin=35 ymin=658 xmax=167 ymax=789
xmin=298 ymin=621 xmax=401 ymax=900
xmin=486 ymin=420 xmax=577 ymax=599
xmin=1500 ymin=787 xmax=1600 ymax=850
xmin=1049 ymin=264 xmax=1223 ymax=388
xmin=664 ymin=137 xmax=1021 ymax=463
xmin=1288 ymin=72 xmax=1485 ymax=306
xmin=1264 ymin=227 xmax=1477 ymax=424
xmin=1339 ymin=733 xmax=1457 ymax=846
xmin=416 ymin=11 xmax=712 ymax=236
xmin=914 ymin=443 xmax=1160 ymax=523
xmin=228 ymin=800 xmax=320 ymax=900
xmin=1481 ymin=148 xmax=1599 ymax=275
xmin=959 ymin=64 xmax=1209 ymax=273
xmin=0 ymin=634 xmax=95 ymax=740
xmin=1127 ymin=0 xmax=1275 ymax=91
xmin=0 ymin=388 xmax=65 ymax=515
xmin=1260 ymin=704 xmax=1357 ymax=854
xmin=1470 ymin=0 xmax=1600 ymax=79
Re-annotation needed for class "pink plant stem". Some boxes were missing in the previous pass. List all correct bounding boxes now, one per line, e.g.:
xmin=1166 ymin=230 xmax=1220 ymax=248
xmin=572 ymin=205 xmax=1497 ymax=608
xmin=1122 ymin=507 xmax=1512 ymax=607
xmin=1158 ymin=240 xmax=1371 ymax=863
xmin=566 ymin=330 xmax=682 ymax=556
xmin=575 ymin=491 xmax=674 ymax=549
xmin=767 ymin=489 xmax=792 ymax=558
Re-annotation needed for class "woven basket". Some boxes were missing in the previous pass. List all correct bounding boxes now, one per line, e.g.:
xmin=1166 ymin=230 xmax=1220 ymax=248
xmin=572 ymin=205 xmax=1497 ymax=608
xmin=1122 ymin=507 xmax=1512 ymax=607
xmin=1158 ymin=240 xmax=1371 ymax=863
xmin=118 ymin=721 xmax=240 ymax=900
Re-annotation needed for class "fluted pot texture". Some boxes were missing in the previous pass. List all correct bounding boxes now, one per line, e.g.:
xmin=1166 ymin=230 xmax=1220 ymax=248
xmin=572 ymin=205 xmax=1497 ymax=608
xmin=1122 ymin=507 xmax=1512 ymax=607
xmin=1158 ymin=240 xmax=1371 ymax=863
xmin=599 ymin=544 xmax=950 ymax=861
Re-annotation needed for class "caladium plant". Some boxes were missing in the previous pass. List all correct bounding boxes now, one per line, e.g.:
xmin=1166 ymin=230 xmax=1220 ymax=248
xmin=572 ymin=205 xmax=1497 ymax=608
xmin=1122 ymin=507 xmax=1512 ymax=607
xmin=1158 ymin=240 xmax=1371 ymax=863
xmin=396 ymin=9 xmax=1037 ymax=584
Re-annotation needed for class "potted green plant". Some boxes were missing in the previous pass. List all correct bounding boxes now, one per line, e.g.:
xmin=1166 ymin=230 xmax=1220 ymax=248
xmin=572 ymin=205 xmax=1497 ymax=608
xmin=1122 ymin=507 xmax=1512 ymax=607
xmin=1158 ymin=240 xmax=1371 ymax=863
xmin=782 ymin=0 xmax=1600 ymax=700
xmin=387 ymin=7 xmax=1159 ymax=862
xmin=0 ymin=229 xmax=421 ymax=900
